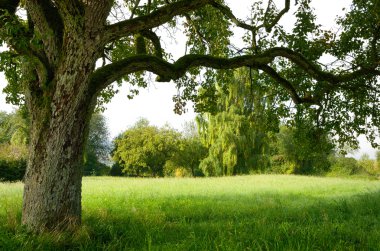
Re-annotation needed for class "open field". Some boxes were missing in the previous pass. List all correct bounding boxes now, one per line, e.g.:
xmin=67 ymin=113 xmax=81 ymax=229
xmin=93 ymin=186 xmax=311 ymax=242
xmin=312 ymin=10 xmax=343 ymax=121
xmin=1 ymin=175 xmax=380 ymax=250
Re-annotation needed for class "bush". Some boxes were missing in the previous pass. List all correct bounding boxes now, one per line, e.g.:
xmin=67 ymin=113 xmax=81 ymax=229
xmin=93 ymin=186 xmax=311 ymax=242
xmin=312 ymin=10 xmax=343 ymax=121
xmin=174 ymin=168 xmax=192 ymax=178
xmin=327 ymin=156 xmax=365 ymax=176
xmin=109 ymin=163 xmax=123 ymax=176
xmin=83 ymin=154 xmax=110 ymax=176
xmin=357 ymin=154 xmax=377 ymax=175
xmin=0 ymin=144 xmax=27 ymax=182
xmin=0 ymin=159 xmax=26 ymax=182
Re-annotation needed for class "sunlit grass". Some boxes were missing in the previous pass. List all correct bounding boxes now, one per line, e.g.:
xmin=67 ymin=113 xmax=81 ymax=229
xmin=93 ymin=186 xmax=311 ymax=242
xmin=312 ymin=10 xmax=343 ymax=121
xmin=1 ymin=175 xmax=380 ymax=250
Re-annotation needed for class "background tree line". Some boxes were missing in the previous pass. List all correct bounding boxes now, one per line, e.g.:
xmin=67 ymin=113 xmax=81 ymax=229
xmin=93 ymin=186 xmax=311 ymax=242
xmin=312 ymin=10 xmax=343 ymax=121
xmin=1 ymin=107 xmax=379 ymax=181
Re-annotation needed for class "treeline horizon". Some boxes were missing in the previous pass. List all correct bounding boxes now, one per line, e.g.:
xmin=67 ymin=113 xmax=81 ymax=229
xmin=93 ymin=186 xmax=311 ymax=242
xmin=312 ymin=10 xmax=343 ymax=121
xmin=1 ymin=107 xmax=380 ymax=181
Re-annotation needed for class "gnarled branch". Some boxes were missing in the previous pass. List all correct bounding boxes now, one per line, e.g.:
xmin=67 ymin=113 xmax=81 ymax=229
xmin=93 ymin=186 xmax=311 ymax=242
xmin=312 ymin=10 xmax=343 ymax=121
xmin=101 ymin=0 xmax=212 ymax=46
xmin=209 ymin=1 xmax=256 ymax=32
xmin=90 ymin=47 xmax=380 ymax=104
xmin=140 ymin=30 xmax=163 ymax=58
xmin=259 ymin=64 xmax=318 ymax=105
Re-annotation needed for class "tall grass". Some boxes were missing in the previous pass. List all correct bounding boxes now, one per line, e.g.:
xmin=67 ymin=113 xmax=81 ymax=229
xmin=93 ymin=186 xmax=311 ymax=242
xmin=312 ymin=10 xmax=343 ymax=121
xmin=1 ymin=175 xmax=380 ymax=250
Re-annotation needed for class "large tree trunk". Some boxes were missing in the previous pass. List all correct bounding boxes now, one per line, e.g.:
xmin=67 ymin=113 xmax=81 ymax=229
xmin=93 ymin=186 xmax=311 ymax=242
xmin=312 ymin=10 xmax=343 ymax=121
xmin=22 ymin=87 xmax=95 ymax=231
xmin=21 ymin=35 xmax=98 ymax=231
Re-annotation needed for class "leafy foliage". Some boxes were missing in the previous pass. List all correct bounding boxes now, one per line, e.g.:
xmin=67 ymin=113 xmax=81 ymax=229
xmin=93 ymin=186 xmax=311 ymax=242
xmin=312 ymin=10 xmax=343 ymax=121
xmin=271 ymin=124 xmax=334 ymax=174
xmin=0 ymin=143 xmax=27 ymax=181
xmin=83 ymin=113 xmax=111 ymax=176
xmin=0 ymin=109 xmax=29 ymax=145
xmin=197 ymin=69 xmax=277 ymax=176
xmin=164 ymin=128 xmax=207 ymax=177
xmin=112 ymin=119 xmax=182 ymax=177
xmin=112 ymin=118 xmax=208 ymax=177
xmin=0 ymin=110 xmax=28 ymax=181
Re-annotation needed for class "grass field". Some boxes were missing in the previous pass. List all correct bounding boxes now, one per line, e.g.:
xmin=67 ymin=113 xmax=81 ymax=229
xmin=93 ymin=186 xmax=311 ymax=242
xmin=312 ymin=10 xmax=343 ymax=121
xmin=1 ymin=175 xmax=380 ymax=250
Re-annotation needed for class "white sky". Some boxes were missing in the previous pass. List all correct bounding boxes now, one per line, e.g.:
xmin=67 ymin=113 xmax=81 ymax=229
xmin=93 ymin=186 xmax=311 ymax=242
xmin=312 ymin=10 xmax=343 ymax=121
xmin=0 ymin=0 xmax=378 ymax=158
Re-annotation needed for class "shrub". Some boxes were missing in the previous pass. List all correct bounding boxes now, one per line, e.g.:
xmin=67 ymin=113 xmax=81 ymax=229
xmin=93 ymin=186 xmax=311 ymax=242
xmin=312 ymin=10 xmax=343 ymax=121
xmin=0 ymin=144 xmax=27 ymax=182
xmin=0 ymin=159 xmax=26 ymax=182
xmin=327 ymin=156 xmax=365 ymax=176
xmin=357 ymin=154 xmax=377 ymax=175
xmin=109 ymin=163 xmax=123 ymax=176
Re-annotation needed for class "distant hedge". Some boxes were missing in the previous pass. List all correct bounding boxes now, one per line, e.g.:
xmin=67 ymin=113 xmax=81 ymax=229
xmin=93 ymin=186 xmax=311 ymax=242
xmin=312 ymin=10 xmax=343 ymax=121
xmin=0 ymin=159 xmax=26 ymax=182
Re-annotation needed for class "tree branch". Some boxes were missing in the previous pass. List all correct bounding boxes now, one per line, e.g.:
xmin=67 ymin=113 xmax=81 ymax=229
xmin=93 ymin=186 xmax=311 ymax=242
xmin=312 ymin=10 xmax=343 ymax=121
xmin=258 ymin=0 xmax=290 ymax=32
xmin=101 ymin=0 xmax=212 ymax=46
xmin=26 ymin=0 xmax=63 ymax=67
xmin=140 ymin=30 xmax=163 ymax=58
xmin=208 ymin=1 xmax=256 ymax=32
xmin=0 ymin=2 xmax=51 ymax=83
xmin=90 ymin=47 xmax=380 ymax=101
xmin=259 ymin=65 xmax=317 ymax=105
xmin=89 ymin=54 xmax=272 ymax=94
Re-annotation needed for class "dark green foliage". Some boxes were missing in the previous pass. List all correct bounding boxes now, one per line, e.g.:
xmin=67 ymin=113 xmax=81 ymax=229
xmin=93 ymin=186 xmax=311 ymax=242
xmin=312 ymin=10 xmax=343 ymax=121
xmin=164 ymin=137 xmax=207 ymax=177
xmin=0 ymin=143 xmax=27 ymax=182
xmin=83 ymin=153 xmax=110 ymax=176
xmin=0 ymin=110 xmax=28 ymax=181
xmin=109 ymin=163 xmax=123 ymax=176
xmin=0 ymin=0 xmax=20 ymax=15
xmin=0 ymin=158 xmax=26 ymax=181
xmin=271 ymin=125 xmax=334 ymax=175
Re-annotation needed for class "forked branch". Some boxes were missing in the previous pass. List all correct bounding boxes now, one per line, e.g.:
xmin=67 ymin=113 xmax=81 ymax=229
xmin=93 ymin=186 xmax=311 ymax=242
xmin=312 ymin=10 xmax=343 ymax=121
xmin=102 ymin=0 xmax=212 ymax=46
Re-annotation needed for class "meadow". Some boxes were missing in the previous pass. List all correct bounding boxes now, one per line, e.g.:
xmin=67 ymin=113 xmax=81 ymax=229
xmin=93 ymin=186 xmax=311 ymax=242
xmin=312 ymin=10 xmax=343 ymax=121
xmin=1 ymin=175 xmax=380 ymax=250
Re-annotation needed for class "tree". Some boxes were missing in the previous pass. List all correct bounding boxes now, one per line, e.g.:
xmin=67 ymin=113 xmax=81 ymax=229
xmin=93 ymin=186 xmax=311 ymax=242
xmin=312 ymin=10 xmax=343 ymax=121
xmin=112 ymin=119 xmax=181 ymax=177
xmin=272 ymin=123 xmax=333 ymax=174
xmin=357 ymin=153 xmax=376 ymax=175
xmin=83 ymin=113 xmax=111 ymax=176
xmin=197 ymin=69 xmax=276 ymax=176
xmin=165 ymin=121 xmax=208 ymax=177
xmin=0 ymin=0 xmax=379 ymax=231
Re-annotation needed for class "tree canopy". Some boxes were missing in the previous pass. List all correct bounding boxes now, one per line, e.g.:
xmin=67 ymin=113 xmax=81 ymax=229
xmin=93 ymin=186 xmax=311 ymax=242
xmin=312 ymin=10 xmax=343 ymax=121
xmin=1 ymin=0 xmax=379 ymax=147
xmin=112 ymin=118 xmax=182 ymax=177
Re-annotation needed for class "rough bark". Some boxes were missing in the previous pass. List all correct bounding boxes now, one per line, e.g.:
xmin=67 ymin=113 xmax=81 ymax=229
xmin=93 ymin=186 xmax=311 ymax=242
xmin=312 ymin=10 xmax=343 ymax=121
xmin=22 ymin=100 xmax=90 ymax=231
xmin=21 ymin=14 xmax=99 ymax=230
xmin=22 ymin=69 xmax=97 ymax=232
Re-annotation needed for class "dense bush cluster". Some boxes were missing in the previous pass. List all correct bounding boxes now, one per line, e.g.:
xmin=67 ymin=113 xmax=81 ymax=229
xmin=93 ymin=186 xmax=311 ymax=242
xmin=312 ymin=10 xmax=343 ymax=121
xmin=0 ymin=158 xmax=26 ymax=182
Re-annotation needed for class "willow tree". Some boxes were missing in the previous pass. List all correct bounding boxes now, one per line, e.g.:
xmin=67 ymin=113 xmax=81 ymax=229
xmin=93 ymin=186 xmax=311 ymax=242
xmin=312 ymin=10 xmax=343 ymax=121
xmin=0 ymin=0 xmax=379 ymax=231
xmin=197 ymin=69 xmax=278 ymax=176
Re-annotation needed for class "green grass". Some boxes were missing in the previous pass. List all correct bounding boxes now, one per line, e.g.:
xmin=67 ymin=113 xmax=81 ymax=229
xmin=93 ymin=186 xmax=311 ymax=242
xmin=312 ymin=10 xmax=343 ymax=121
xmin=1 ymin=175 xmax=380 ymax=250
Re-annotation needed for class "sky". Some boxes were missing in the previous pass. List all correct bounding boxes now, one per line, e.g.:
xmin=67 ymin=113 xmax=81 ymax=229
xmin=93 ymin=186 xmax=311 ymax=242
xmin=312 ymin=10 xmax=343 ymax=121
xmin=0 ymin=0 xmax=378 ymax=158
